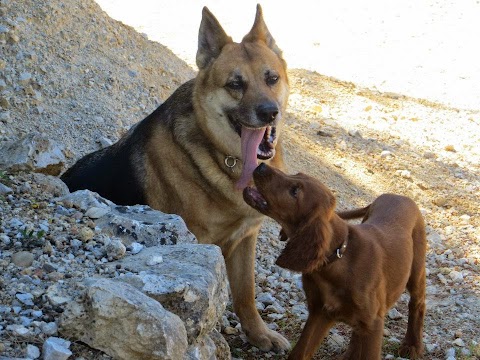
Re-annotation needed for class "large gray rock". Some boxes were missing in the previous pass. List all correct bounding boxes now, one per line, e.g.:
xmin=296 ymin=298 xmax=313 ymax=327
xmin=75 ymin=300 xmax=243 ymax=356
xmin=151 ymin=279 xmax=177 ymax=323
xmin=57 ymin=190 xmax=196 ymax=246
xmin=112 ymin=245 xmax=228 ymax=342
xmin=95 ymin=204 xmax=197 ymax=246
xmin=59 ymin=278 xmax=188 ymax=360
xmin=30 ymin=173 xmax=69 ymax=197
xmin=59 ymin=244 xmax=230 ymax=359
xmin=0 ymin=133 xmax=66 ymax=175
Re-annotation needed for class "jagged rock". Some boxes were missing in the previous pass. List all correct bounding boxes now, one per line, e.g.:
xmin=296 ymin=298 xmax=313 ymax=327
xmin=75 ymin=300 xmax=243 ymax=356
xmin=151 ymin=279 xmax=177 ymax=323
xmin=59 ymin=278 xmax=188 ymax=360
xmin=57 ymin=190 xmax=196 ymax=247
xmin=58 ymin=244 xmax=229 ymax=359
xmin=30 ymin=173 xmax=69 ymax=197
xmin=94 ymin=204 xmax=197 ymax=246
xmin=186 ymin=333 xmax=224 ymax=360
xmin=111 ymin=245 xmax=228 ymax=342
xmin=0 ymin=133 xmax=66 ymax=175
xmin=204 ymin=329 xmax=231 ymax=360
xmin=56 ymin=189 xmax=114 ymax=210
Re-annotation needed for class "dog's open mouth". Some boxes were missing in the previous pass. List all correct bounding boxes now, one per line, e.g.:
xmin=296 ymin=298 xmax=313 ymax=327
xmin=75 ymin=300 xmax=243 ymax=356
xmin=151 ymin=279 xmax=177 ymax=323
xmin=230 ymin=117 xmax=277 ymax=189
xmin=243 ymin=186 xmax=268 ymax=213
xmin=229 ymin=118 xmax=277 ymax=159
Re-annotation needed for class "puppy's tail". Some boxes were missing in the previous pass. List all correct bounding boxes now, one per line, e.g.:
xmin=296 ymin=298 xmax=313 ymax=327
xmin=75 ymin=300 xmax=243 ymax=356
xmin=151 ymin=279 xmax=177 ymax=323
xmin=336 ymin=205 xmax=370 ymax=221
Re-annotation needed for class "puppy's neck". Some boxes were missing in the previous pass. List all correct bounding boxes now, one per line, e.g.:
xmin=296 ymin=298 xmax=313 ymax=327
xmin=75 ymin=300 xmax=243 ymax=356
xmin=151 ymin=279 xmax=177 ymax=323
xmin=327 ymin=214 xmax=349 ymax=260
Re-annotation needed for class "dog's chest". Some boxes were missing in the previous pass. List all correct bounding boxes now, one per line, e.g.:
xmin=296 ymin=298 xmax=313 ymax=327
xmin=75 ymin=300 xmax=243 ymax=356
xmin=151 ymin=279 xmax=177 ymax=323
xmin=320 ymin=287 xmax=345 ymax=314
xmin=306 ymin=273 xmax=350 ymax=316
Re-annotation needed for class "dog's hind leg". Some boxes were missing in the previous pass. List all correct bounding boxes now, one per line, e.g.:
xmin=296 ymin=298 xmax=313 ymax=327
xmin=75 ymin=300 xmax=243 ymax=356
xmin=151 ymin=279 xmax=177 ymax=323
xmin=399 ymin=222 xmax=426 ymax=359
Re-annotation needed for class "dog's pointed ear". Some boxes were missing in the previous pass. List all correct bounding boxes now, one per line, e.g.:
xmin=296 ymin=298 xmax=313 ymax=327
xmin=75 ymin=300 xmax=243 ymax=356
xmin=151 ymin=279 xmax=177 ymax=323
xmin=276 ymin=215 xmax=332 ymax=273
xmin=242 ymin=4 xmax=283 ymax=58
xmin=196 ymin=7 xmax=233 ymax=70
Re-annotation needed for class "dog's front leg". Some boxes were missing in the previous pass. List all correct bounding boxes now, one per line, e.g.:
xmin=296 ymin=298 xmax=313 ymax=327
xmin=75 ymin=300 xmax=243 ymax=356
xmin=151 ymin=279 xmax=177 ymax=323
xmin=225 ymin=232 xmax=290 ymax=352
xmin=288 ymin=314 xmax=334 ymax=360
xmin=342 ymin=318 xmax=384 ymax=360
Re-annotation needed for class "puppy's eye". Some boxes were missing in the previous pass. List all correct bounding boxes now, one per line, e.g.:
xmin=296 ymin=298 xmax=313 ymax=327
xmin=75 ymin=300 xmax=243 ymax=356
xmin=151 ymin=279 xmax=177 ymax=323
xmin=266 ymin=74 xmax=279 ymax=86
xmin=289 ymin=185 xmax=300 ymax=198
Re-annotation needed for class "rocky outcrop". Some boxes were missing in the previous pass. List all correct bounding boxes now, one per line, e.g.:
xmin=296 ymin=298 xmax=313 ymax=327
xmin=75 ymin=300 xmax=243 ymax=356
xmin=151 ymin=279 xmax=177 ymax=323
xmin=52 ymin=190 xmax=230 ymax=359
xmin=0 ymin=133 xmax=66 ymax=175
xmin=0 ymin=139 xmax=229 ymax=360
xmin=94 ymin=205 xmax=197 ymax=247
xmin=111 ymin=245 xmax=228 ymax=342
xmin=59 ymin=244 xmax=229 ymax=360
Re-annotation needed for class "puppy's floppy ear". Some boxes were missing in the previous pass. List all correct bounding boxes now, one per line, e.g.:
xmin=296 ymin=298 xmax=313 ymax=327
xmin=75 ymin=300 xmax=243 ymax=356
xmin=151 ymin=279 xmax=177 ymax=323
xmin=276 ymin=214 xmax=332 ymax=273
xmin=242 ymin=4 xmax=283 ymax=59
xmin=196 ymin=7 xmax=233 ymax=69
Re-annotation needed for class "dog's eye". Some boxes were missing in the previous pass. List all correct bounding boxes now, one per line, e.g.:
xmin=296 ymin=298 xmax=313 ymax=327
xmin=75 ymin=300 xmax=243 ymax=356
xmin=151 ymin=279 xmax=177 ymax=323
xmin=226 ymin=78 xmax=244 ymax=91
xmin=289 ymin=185 xmax=300 ymax=198
xmin=266 ymin=74 xmax=279 ymax=86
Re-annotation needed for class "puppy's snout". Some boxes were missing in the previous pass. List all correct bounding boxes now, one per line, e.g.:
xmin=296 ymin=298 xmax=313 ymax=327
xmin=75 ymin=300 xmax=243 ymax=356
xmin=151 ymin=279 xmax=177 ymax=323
xmin=256 ymin=103 xmax=278 ymax=124
xmin=255 ymin=163 xmax=268 ymax=175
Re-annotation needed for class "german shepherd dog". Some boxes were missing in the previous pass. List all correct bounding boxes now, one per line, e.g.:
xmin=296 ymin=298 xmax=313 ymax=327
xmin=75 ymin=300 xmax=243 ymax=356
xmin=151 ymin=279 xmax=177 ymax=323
xmin=61 ymin=5 xmax=290 ymax=351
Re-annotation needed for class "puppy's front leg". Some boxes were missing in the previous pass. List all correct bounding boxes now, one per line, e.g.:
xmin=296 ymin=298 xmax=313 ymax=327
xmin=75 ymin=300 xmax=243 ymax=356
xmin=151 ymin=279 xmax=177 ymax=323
xmin=343 ymin=318 xmax=384 ymax=360
xmin=288 ymin=313 xmax=334 ymax=360
xmin=225 ymin=232 xmax=290 ymax=351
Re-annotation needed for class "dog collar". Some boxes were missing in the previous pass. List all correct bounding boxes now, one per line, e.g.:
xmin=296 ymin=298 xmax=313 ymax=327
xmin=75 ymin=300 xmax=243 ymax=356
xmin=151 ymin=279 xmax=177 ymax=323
xmin=325 ymin=237 xmax=348 ymax=265
xmin=224 ymin=155 xmax=239 ymax=171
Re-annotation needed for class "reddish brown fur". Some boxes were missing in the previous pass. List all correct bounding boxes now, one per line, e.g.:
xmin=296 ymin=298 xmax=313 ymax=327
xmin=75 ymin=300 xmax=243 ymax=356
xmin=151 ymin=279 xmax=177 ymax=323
xmin=244 ymin=164 xmax=426 ymax=359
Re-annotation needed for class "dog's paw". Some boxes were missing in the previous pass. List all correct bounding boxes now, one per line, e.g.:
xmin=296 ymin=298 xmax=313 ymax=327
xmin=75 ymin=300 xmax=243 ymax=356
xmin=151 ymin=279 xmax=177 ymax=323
xmin=399 ymin=342 xmax=424 ymax=359
xmin=247 ymin=328 xmax=290 ymax=352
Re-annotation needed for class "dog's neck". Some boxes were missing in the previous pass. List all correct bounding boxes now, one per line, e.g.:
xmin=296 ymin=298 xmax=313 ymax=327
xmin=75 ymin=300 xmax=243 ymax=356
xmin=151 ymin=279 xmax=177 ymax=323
xmin=324 ymin=214 xmax=349 ymax=265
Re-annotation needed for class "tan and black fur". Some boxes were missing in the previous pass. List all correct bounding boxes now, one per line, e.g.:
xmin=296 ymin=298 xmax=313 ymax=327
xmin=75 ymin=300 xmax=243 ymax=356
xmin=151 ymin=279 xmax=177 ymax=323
xmin=61 ymin=5 xmax=290 ymax=351
xmin=243 ymin=164 xmax=426 ymax=359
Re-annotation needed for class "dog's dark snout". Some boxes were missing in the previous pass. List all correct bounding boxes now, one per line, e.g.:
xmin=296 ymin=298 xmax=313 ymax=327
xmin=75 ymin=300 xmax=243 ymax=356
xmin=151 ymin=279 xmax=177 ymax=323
xmin=256 ymin=103 xmax=278 ymax=124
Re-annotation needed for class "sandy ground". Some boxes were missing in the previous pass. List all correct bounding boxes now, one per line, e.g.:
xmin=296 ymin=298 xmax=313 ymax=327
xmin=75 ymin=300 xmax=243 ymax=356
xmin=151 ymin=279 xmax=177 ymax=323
xmin=95 ymin=0 xmax=480 ymax=110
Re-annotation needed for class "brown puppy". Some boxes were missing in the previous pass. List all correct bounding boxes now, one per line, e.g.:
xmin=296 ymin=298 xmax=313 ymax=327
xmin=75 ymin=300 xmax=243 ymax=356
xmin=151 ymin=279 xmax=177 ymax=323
xmin=61 ymin=6 xmax=290 ymax=351
xmin=243 ymin=164 xmax=426 ymax=359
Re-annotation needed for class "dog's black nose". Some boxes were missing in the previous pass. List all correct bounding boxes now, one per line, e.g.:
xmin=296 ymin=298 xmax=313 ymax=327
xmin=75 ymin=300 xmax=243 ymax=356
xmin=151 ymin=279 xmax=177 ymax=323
xmin=256 ymin=103 xmax=278 ymax=124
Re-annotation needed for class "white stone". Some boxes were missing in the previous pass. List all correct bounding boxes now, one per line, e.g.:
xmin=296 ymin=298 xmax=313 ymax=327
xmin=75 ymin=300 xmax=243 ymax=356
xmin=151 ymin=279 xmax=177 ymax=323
xmin=449 ymin=270 xmax=464 ymax=282
xmin=453 ymin=338 xmax=465 ymax=347
xmin=146 ymin=255 xmax=163 ymax=266
xmin=42 ymin=337 xmax=72 ymax=360
xmin=388 ymin=308 xmax=403 ymax=320
xmin=26 ymin=344 xmax=41 ymax=359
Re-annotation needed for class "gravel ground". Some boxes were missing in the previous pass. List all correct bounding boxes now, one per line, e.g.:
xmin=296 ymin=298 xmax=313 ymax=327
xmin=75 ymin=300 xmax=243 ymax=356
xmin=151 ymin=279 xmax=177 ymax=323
xmin=1 ymin=0 xmax=479 ymax=359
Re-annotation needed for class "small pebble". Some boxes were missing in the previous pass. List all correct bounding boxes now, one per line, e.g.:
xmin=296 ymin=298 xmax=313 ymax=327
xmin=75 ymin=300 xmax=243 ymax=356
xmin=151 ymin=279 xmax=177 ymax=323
xmin=26 ymin=344 xmax=41 ymax=359
xmin=11 ymin=251 xmax=34 ymax=267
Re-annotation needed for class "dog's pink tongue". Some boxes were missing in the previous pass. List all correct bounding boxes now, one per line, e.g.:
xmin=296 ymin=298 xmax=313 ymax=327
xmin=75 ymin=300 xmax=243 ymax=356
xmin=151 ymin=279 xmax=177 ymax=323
xmin=236 ymin=127 xmax=265 ymax=190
